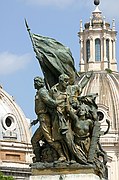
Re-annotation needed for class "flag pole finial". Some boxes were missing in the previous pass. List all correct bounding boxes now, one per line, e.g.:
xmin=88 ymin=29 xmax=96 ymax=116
xmin=25 ymin=18 xmax=30 ymax=32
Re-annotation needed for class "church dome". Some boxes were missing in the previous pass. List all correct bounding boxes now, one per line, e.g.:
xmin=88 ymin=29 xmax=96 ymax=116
xmin=0 ymin=85 xmax=32 ymax=178
xmin=0 ymin=85 xmax=31 ymax=143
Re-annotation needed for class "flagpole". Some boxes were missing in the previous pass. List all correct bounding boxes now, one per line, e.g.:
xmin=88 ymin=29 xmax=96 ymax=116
xmin=25 ymin=18 xmax=50 ymax=90
xmin=24 ymin=18 xmax=38 ymax=53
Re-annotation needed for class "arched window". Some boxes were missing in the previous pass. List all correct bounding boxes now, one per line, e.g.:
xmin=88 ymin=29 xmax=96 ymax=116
xmin=86 ymin=40 xmax=90 ymax=62
xmin=106 ymin=39 xmax=109 ymax=61
xmin=95 ymin=38 xmax=101 ymax=61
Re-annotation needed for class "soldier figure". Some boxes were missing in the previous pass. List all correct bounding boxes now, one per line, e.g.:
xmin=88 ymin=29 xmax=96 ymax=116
xmin=31 ymin=77 xmax=66 ymax=162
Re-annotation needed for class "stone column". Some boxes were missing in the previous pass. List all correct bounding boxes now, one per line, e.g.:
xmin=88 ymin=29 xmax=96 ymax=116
xmin=109 ymin=39 xmax=112 ymax=62
xmin=108 ymin=39 xmax=112 ymax=69
xmin=112 ymin=39 xmax=116 ymax=62
xmin=103 ymin=36 xmax=107 ymax=62
xmin=103 ymin=35 xmax=108 ymax=70
xmin=79 ymin=38 xmax=85 ymax=72
xmin=89 ymin=36 xmax=93 ymax=62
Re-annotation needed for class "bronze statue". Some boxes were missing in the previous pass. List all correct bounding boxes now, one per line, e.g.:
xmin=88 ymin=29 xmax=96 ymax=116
xmin=49 ymin=73 xmax=94 ymax=164
xmin=26 ymin=21 xmax=109 ymax=178
xmin=67 ymin=103 xmax=93 ymax=158
xmin=31 ymin=76 xmax=66 ymax=162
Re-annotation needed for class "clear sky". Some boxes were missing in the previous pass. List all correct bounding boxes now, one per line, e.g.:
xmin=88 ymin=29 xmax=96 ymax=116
xmin=0 ymin=0 xmax=119 ymax=132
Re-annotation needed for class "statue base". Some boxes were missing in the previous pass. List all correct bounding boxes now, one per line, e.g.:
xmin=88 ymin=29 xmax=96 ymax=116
xmin=30 ymin=174 xmax=102 ymax=180
xmin=30 ymin=162 xmax=106 ymax=180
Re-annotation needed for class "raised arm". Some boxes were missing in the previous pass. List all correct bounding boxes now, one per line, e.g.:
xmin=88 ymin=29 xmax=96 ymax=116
xmin=79 ymin=71 xmax=93 ymax=89
xmin=39 ymin=88 xmax=57 ymax=108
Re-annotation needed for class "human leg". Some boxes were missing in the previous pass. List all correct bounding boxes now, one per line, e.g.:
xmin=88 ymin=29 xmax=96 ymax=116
xmin=31 ymin=126 xmax=43 ymax=162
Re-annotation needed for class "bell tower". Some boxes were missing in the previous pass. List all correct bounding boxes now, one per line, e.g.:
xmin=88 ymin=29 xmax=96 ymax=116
xmin=78 ymin=0 xmax=117 ymax=72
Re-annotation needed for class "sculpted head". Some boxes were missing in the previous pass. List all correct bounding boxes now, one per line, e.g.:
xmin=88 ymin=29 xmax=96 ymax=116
xmin=76 ymin=104 xmax=89 ymax=117
xmin=34 ymin=76 xmax=45 ymax=89
xmin=59 ymin=74 xmax=69 ymax=89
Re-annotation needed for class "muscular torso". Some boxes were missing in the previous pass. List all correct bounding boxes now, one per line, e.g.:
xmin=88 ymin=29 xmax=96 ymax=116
xmin=49 ymin=84 xmax=67 ymax=114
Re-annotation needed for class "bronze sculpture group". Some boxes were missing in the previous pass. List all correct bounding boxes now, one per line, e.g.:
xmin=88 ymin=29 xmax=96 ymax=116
xmin=31 ymin=72 xmax=109 ymax=179
xmin=26 ymin=19 xmax=109 ymax=179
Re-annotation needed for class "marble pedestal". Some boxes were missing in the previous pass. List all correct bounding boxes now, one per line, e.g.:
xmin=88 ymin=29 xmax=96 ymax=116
xmin=30 ymin=162 xmax=105 ymax=180
xmin=30 ymin=173 xmax=101 ymax=180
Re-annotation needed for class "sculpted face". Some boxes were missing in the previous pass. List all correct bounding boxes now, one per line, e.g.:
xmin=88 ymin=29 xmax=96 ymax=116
xmin=59 ymin=74 xmax=69 ymax=89
xmin=61 ymin=78 xmax=69 ymax=89
xmin=34 ymin=77 xmax=45 ymax=89
xmin=79 ymin=107 xmax=86 ymax=116
xmin=76 ymin=104 xmax=89 ymax=118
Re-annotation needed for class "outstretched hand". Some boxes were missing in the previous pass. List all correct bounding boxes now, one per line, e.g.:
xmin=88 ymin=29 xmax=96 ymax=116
xmin=30 ymin=119 xmax=38 ymax=127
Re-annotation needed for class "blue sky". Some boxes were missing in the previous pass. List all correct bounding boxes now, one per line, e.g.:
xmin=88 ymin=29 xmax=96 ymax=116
xmin=0 ymin=0 xmax=119 ymax=131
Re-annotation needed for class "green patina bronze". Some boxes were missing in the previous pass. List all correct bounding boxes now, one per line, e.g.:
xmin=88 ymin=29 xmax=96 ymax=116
xmin=25 ymin=19 xmax=109 ymax=179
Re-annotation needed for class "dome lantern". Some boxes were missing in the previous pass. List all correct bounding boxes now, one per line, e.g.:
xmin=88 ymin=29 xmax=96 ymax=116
xmin=78 ymin=1 xmax=117 ymax=72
